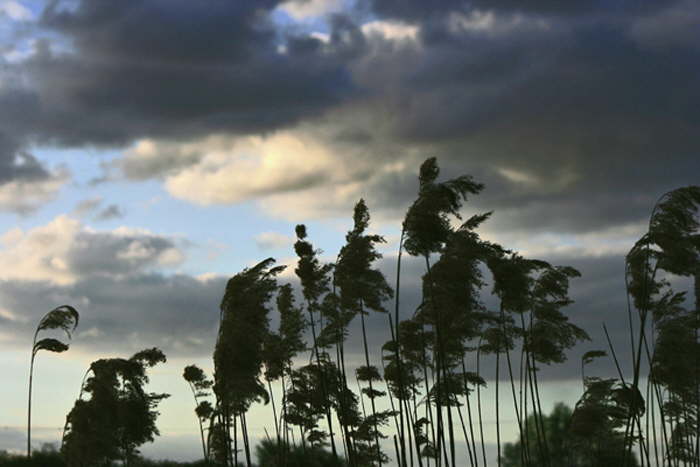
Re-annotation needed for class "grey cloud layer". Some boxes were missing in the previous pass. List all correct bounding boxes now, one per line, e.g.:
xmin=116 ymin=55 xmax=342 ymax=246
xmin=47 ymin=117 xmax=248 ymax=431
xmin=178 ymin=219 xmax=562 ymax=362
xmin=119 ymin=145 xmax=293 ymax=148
xmin=0 ymin=241 xmax=638 ymax=381
xmin=0 ymin=200 xmax=671 ymax=383
xmin=94 ymin=204 xmax=124 ymax=221
xmin=0 ymin=0 xmax=356 ymax=197
xmin=347 ymin=1 xmax=700 ymax=230
xmin=366 ymin=0 xmax=667 ymax=22
xmin=0 ymin=273 xmax=226 ymax=357
xmin=0 ymin=216 xmax=220 ymax=356
xmin=66 ymin=231 xmax=180 ymax=277
xmin=1 ymin=0 xmax=698 ymax=227
xmin=12 ymin=0 xmax=355 ymax=145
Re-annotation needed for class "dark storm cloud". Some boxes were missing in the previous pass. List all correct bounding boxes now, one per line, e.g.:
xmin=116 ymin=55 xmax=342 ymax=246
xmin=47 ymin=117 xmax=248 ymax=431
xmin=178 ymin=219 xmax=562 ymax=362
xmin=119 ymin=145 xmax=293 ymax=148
xmin=23 ymin=47 xmax=349 ymax=144
xmin=0 ymin=85 xmax=53 ymax=188
xmin=366 ymin=0 xmax=664 ymax=22
xmin=41 ymin=0 xmax=279 ymax=64
xmin=0 ymin=136 xmax=49 ymax=182
xmin=7 ymin=0 xmax=356 ymax=147
xmin=343 ymin=0 xmax=700 ymax=232
xmin=0 ymin=0 xmax=697 ymax=231
xmin=0 ymin=0 xmax=357 ymax=192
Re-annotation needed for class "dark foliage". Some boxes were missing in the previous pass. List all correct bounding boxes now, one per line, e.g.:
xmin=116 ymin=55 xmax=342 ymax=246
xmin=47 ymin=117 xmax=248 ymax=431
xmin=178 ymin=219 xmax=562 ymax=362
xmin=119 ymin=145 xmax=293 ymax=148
xmin=61 ymin=348 xmax=169 ymax=466
xmin=503 ymin=403 xmax=639 ymax=467
xmin=255 ymin=439 xmax=346 ymax=467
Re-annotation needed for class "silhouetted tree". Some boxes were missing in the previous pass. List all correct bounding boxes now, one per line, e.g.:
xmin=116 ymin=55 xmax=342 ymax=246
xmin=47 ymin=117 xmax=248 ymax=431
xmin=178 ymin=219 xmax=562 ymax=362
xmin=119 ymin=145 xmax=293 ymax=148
xmin=27 ymin=305 xmax=79 ymax=458
xmin=569 ymin=380 xmax=641 ymax=467
xmin=62 ymin=348 xmax=168 ymax=467
xmin=256 ymin=438 xmax=347 ymax=467
xmin=503 ymin=402 xmax=638 ymax=467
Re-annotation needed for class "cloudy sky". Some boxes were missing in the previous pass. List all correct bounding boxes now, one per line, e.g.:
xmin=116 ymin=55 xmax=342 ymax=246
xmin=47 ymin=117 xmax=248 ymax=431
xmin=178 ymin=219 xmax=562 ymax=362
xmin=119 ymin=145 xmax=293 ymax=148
xmin=1 ymin=0 xmax=699 ymax=462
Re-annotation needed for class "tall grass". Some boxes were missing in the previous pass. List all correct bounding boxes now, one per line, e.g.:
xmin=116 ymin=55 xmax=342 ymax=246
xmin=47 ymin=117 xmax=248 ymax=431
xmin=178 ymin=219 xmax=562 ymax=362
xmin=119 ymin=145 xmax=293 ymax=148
xmin=26 ymin=159 xmax=699 ymax=467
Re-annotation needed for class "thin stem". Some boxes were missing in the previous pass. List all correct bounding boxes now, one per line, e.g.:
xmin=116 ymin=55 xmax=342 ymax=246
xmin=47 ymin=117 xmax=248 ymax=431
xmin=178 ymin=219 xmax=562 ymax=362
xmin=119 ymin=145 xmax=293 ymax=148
xmin=242 ymin=413 xmax=252 ymax=467
xmin=423 ymin=255 xmax=448 ymax=467
xmin=476 ymin=338 xmax=487 ymax=467
xmin=501 ymin=311 xmax=526 ymax=467
xmin=188 ymin=381 xmax=209 ymax=463
xmin=27 ymin=350 xmax=36 ymax=458
xmin=233 ymin=409 xmax=238 ymax=467
xmin=395 ymin=227 xmax=408 ymax=467
xmin=462 ymin=356 xmax=479 ymax=467
xmin=496 ymin=348 xmax=501 ymax=467
xmin=455 ymin=397 xmax=475 ymax=467
xmin=360 ymin=304 xmax=383 ymax=466
xmin=27 ymin=325 xmax=40 ymax=459
xmin=267 ymin=378 xmax=281 ymax=463
xmin=306 ymin=299 xmax=338 ymax=458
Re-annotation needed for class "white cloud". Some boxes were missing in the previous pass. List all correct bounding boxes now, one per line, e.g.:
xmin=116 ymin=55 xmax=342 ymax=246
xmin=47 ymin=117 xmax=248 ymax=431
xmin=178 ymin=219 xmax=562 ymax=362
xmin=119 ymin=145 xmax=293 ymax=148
xmin=195 ymin=272 xmax=223 ymax=283
xmin=0 ymin=215 xmax=186 ymax=285
xmin=310 ymin=31 xmax=331 ymax=43
xmin=361 ymin=20 xmax=420 ymax=42
xmin=117 ymin=240 xmax=160 ymax=261
xmin=159 ymin=132 xmax=337 ymax=205
xmin=255 ymin=231 xmax=294 ymax=250
xmin=448 ymin=10 xmax=496 ymax=33
xmin=278 ymin=0 xmax=341 ymax=20
xmin=0 ymin=1 xmax=34 ymax=21
xmin=0 ymin=307 xmax=25 ymax=323
xmin=116 ymin=106 xmax=425 ymax=221
xmin=481 ymin=221 xmax=648 ymax=260
xmin=158 ymin=247 xmax=185 ymax=266
xmin=0 ymin=216 xmax=80 ymax=285
xmin=497 ymin=166 xmax=578 ymax=191
xmin=497 ymin=167 xmax=539 ymax=185
xmin=78 ymin=327 xmax=102 ymax=338
xmin=447 ymin=10 xmax=550 ymax=36
xmin=0 ymin=169 xmax=69 ymax=214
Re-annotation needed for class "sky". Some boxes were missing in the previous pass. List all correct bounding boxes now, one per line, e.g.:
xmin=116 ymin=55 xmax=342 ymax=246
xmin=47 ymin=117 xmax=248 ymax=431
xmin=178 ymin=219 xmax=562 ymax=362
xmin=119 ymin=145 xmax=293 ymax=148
xmin=0 ymin=0 xmax=699 ymax=462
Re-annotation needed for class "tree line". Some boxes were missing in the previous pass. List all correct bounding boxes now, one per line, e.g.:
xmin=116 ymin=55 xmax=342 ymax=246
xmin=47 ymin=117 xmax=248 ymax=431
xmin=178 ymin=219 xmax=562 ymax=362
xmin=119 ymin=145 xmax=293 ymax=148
xmin=23 ymin=158 xmax=700 ymax=467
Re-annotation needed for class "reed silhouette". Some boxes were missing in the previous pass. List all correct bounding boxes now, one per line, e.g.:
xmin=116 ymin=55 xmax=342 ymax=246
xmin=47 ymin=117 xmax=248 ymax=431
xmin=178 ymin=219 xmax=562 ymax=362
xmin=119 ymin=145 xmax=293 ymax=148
xmin=23 ymin=158 xmax=699 ymax=467
xmin=27 ymin=306 xmax=79 ymax=458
